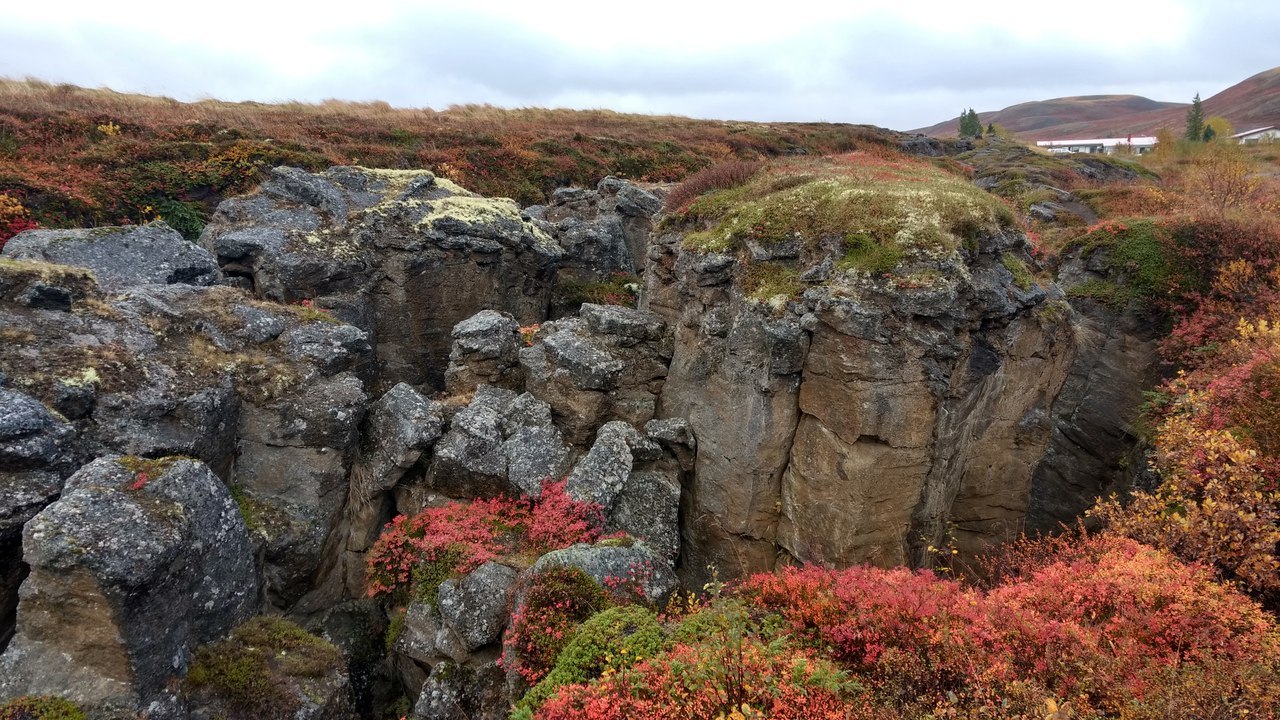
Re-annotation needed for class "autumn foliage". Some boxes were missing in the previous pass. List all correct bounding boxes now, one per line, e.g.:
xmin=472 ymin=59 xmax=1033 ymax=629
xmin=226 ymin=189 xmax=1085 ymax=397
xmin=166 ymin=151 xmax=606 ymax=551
xmin=364 ymin=479 xmax=603 ymax=600
xmin=529 ymin=533 xmax=1280 ymax=719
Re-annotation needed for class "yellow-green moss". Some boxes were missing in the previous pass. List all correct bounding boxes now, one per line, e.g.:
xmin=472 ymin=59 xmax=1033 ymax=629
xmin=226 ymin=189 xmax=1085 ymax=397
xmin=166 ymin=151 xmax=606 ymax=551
xmin=185 ymin=616 xmax=341 ymax=720
xmin=1000 ymin=252 xmax=1035 ymax=290
xmin=0 ymin=696 xmax=86 ymax=720
xmin=116 ymin=455 xmax=181 ymax=478
xmin=415 ymin=195 xmax=556 ymax=248
xmin=675 ymin=154 xmax=1012 ymax=261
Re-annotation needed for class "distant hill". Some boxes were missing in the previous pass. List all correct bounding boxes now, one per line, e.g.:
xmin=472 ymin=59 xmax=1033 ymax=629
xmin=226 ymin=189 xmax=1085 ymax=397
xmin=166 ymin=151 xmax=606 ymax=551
xmin=914 ymin=66 xmax=1280 ymax=140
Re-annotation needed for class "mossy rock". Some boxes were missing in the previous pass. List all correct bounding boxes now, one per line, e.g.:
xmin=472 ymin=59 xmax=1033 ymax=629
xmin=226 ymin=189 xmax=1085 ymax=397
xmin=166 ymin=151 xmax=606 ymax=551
xmin=0 ymin=697 xmax=85 ymax=720
xmin=185 ymin=616 xmax=348 ymax=720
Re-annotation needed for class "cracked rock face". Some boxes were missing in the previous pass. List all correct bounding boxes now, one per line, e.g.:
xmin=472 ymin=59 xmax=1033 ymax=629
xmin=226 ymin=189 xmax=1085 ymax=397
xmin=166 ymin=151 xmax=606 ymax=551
xmin=0 ymin=457 xmax=258 ymax=718
xmin=646 ymin=219 xmax=1075 ymax=586
xmin=201 ymin=166 xmax=564 ymax=389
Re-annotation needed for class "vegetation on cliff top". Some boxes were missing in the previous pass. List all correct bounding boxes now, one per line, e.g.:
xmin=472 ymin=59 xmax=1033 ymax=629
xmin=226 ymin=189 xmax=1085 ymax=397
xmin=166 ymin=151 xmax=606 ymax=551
xmin=671 ymin=150 xmax=1014 ymax=259
xmin=0 ymin=78 xmax=907 ymax=243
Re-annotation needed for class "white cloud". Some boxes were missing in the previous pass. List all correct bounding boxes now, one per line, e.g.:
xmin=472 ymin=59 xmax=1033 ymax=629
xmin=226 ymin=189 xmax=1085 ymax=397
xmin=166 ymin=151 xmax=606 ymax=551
xmin=1 ymin=0 xmax=1274 ymax=130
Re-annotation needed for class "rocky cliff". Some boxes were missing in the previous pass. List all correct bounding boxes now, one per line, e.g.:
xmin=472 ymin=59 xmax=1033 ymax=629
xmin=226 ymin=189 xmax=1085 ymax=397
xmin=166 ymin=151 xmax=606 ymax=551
xmin=0 ymin=154 xmax=1162 ymax=719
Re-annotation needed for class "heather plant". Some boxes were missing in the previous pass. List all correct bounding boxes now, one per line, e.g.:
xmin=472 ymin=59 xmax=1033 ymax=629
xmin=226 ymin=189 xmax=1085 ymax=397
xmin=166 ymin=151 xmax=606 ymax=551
xmin=505 ymin=565 xmax=610 ymax=685
xmin=364 ymin=478 xmax=603 ymax=600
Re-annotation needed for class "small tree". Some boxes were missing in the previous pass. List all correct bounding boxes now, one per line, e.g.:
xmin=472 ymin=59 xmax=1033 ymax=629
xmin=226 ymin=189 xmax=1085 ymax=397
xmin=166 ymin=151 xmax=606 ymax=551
xmin=1185 ymin=93 xmax=1205 ymax=142
xmin=958 ymin=108 xmax=983 ymax=138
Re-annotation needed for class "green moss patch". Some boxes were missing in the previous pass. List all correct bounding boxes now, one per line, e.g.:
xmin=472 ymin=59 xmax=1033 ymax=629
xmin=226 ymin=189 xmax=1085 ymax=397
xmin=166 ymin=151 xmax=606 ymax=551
xmin=1000 ymin=252 xmax=1035 ymax=290
xmin=0 ymin=696 xmax=85 ymax=720
xmin=1062 ymin=218 xmax=1186 ymax=306
xmin=185 ymin=616 xmax=342 ymax=720
xmin=513 ymin=605 xmax=665 ymax=716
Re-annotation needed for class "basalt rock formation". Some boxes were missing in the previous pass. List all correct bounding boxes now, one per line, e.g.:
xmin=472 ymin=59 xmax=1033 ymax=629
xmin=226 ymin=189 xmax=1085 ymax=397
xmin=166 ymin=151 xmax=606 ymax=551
xmin=0 ymin=156 xmax=1165 ymax=719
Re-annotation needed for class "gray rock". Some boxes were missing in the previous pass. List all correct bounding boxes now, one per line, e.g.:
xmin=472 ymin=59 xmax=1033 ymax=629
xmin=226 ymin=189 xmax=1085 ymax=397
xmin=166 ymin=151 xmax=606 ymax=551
xmin=201 ymin=166 xmax=561 ymax=390
xmin=428 ymin=386 xmax=516 ymax=498
xmin=643 ymin=417 xmax=696 ymax=452
xmin=607 ymin=471 xmax=681 ymax=564
xmin=450 ymin=310 xmax=521 ymax=360
xmin=281 ymin=323 xmax=371 ymax=376
xmin=396 ymin=602 xmax=444 ymax=665
xmin=542 ymin=330 xmax=625 ymax=391
xmin=0 ymin=389 xmax=76 ymax=471
xmin=232 ymin=304 xmax=287 ymax=343
xmin=503 ymin=425 xmax=571 ymax=498
xmin=0 ymin=457 xmax=258 ymax=716
xmin=566 ymin=421 xmax=638 ymax=508
xmin=530 ymin=543 xmax=677 ymax=605
xmin=444 ymin=311 xmax=524 ymax=394
xmin=412 ymin=656 xmax=507 ymax=720
xmin=614 ymin=184 xmax=663 ymax=218
xmin=361 ymin=383 xmax=445 ymax=498
xmin=580 ymin=303 xmax=665 ymax=342
xmin=437 ymin=562 xmax=519 ymax=651
xmin=2 ymin=222 xmax=220 ymax=292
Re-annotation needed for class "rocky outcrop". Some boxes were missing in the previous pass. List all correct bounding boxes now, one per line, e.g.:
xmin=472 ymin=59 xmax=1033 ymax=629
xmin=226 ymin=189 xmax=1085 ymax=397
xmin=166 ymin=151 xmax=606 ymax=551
xmin=201 ymin=166 xmax=564 ymax=389
xmin=529 ymin=176 xmax=663 ymax=277
xmin=2 ymin=222 xmax=221 ymax=292
xmin=647 ymin=221 xmax=1074 ymax=584
xmin=443 ymin=310 xmax=525 ymax=394
xmin=1027 ymin=250 xmax=1166 ymax=532
xmin=0 ymin=457 xmax=257 ymax=718
xmin=520 ymin=304 xmax=670 ymax=446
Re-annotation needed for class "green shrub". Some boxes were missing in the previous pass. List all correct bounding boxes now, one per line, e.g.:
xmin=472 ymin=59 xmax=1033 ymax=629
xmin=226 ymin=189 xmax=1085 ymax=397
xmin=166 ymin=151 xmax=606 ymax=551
xmin=513 ymin=605 xmax=665 ymax=716
xmin=185 ymin=616 xmax=342 ymax=720
xmin=157 ymin=199 xmax=208 ymax=241
xmin=0 ymin=697 xmax=85 ymax=720
xmin=838 ymin=232 xmax=901 ymax=275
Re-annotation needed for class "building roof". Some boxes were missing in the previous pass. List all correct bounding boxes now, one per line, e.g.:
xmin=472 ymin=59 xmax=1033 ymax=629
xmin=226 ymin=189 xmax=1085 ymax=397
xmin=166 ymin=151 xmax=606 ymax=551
xmin=1035 ymin=137 xmax=1158 ymax=147
xmin=1231 ymin=126 xmax=1278 ymax=138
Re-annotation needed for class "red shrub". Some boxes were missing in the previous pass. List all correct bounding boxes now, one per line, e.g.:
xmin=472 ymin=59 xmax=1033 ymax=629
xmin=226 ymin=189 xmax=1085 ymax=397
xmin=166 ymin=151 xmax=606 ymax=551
xmin=364 ymin=478 xmax=602 ymax=599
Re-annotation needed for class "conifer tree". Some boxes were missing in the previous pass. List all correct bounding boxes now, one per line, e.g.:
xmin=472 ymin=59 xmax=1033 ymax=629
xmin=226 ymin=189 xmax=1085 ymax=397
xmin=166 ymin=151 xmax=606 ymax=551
xmin=958 ymin=108 xmax=982 ymax=138
xmin=1185 ymin=93 xmax=1205 ymax=142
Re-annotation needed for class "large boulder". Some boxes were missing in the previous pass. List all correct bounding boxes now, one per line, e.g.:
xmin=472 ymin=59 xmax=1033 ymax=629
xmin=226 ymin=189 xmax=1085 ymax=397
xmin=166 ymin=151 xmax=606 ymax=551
xmin=201 ymin=166 xmax=564 ymax=388
xmin=443 ymin=310 xmax=525 ymax=394
xmin=529 ymin=543 xmax=677 ymax=605
xmin=0 ymin=457 xmax=258 ymax=718
xmin=2 ymin=222 xmax=220 ymax=292
xmin=521 ymin=305 xmax=670 ymax=447
xmin=418 ymin=386 xmax=570 ymax=505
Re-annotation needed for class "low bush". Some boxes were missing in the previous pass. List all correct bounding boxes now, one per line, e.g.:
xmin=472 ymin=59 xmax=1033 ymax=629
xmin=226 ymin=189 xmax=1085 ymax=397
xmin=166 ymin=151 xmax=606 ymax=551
xmin=0 ymin=697 xmax=84 ymax=720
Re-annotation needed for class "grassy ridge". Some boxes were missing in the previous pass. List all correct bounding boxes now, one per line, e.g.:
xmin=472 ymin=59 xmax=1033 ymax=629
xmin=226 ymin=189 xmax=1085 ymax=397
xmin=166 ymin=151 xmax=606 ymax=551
xmin=0 ymin=78 xmax=904 ymax=237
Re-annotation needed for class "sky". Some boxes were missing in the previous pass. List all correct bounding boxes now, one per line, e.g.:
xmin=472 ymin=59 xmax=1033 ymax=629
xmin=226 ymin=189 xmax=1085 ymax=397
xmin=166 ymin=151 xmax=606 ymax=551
xmin=3 ymin=0 xmax=1277 ymax=131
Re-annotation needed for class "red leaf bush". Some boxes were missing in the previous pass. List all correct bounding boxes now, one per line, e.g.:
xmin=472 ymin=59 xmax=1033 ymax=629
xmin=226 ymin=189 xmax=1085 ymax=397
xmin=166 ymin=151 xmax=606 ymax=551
xmin=364 ymin=478 xmax=603 ymax=600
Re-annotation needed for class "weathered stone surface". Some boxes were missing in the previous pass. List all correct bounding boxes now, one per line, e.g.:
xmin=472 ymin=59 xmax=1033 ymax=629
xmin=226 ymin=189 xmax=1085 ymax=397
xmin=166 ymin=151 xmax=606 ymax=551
xmin=0 ymin=457 xmax=258 ymax=717
xmin=567 ymin=421 xmax=643 ymax=508
xmin=411 ymin=655 xmax=507 ymax=720
xmin=202 ymin=166 xmax=563 ymax=388
xmin=3 ymin=222 xmax=220 ymax=292
xmin=645 ymin=205 xmax=1074 ymax=584
xmin=235 ymin=372 xmax=369 ymax=608
xmin=437 ymin=562 xmax=519 ymax=652
xmin=423 ymin=387 xmax=569 ymax=503
xmin=607 ymin=471 xmax=681 ymax=564
xmin=0 ymin=389 xmax=76 ymax=471
xmin=530 ymin=543 xmax=677 ymax=605
xmin=1028 ymin=252 xmax=1165 ymax=532
xmin=522 ymin=312 xmax=670 ymax=447
xmin=444 ymin=310 xmax=524 ymax=393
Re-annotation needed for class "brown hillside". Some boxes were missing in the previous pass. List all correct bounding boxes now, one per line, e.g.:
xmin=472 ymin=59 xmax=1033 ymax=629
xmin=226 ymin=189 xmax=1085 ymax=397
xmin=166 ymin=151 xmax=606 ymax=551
xmin=914 ymin=66 xmax=1280 ymax=140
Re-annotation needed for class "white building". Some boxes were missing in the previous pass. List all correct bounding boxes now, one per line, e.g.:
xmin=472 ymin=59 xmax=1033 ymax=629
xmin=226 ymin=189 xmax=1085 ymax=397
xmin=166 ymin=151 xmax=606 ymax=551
xmin=1232 ymin=126 xmax=1279 ymax=144
xmin=1035 ymin=136 xmax=1159 ymax=155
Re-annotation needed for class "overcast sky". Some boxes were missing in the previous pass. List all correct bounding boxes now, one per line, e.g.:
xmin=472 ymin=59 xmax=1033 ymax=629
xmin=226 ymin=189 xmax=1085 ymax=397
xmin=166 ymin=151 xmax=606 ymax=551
xmin=3 ymin=0 xmax=1276 ymax=130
